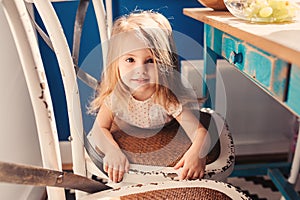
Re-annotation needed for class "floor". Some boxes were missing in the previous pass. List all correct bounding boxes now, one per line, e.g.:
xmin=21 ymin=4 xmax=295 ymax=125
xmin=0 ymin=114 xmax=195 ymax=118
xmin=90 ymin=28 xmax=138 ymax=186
xmin=63 ymin=154 xmax=300 ymax=200
xmin=226 ymin=175 xmax=298 ymax=200
xmin=225 ymin=154 xmax=300 ymax=200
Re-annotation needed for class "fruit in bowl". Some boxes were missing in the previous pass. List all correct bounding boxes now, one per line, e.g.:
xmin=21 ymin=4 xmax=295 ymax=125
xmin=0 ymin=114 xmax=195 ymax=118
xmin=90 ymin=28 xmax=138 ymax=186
xmin=224 ymin=0 xmax=300 ymax=22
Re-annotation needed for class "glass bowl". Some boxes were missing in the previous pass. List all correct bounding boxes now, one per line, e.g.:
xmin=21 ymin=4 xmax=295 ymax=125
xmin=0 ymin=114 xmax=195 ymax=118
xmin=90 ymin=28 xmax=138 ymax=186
xmin=224 ymin=0 xmax=300 ymax=23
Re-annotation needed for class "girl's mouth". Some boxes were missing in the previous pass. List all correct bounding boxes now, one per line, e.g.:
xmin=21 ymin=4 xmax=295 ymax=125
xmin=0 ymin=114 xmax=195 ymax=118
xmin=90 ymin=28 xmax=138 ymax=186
xmin=131 ymin=78 xmax=149 ymax=84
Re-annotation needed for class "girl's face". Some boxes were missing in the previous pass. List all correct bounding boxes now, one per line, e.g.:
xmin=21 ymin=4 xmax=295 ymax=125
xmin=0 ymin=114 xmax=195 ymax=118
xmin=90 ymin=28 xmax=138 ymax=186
xmin=118 ymin=48 xmax=157 ymax=99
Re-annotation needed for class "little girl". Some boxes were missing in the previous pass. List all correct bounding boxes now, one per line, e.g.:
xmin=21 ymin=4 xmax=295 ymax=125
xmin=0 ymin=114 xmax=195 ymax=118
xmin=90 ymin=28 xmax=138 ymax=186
xmin=88 ymin=10 xmax=209 ymax=183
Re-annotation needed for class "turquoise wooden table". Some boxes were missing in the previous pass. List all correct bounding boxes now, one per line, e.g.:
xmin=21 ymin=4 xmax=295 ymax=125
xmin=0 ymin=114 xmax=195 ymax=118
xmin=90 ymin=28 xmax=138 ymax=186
xmin=184 ymin=8 xmax=300 ymax=199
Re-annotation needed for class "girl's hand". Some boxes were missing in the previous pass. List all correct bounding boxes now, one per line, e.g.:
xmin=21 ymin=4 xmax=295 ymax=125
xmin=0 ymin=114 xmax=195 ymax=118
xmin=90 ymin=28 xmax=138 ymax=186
xmin=173 ymin=146 xmax=206 ymax=180
xmin=103 ymin=148 xmax=130 ymax=183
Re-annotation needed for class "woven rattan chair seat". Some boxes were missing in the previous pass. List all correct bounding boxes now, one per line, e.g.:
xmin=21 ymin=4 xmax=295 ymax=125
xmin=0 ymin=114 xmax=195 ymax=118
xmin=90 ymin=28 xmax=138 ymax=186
xmin=111 ymin=111 xmax=220 ymax=167
xmin=119 ymin=186 xmax=231 ymax=200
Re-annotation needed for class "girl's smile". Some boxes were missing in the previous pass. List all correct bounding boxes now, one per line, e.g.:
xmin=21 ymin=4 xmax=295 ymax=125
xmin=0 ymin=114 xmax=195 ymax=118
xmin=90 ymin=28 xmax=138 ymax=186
xmin=130 ymin=77 xmax=150 ymax=84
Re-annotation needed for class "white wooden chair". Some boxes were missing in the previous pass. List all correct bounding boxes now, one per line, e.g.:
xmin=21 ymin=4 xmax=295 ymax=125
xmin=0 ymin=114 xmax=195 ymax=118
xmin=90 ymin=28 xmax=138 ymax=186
xmin=0 ymin=0 xmax=238 ymax=199
xmin=0 ymin=0 xmax=109 ymax=199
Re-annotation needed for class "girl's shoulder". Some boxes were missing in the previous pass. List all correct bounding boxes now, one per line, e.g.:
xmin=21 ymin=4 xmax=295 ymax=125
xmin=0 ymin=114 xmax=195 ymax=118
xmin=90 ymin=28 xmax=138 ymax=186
xmin=166 ymin=102 xmax=183 ymax=118
xmin=166 ymin=99 xmax=200 ymax=118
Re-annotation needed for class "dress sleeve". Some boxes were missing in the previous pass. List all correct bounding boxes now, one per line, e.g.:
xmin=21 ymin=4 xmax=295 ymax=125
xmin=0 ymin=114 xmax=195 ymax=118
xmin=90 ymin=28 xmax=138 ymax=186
xmin=167 ymin=103 xmax=183 ymax=118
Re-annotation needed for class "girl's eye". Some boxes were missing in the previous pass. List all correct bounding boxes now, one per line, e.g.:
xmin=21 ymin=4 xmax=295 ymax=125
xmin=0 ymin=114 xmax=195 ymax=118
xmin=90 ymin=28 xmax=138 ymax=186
xmin=125 ymin=57 xmax=134 ymax=63
xmin=145 ymin=58 xmax=154 ymax=64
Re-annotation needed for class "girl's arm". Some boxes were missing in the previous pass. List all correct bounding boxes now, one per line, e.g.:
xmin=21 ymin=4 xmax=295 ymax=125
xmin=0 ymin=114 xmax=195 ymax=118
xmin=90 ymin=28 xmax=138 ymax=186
xmin=173 ymin=108 xmax=210 ymax=180
xmin=90 ymin=104 xmax=129 ymax=183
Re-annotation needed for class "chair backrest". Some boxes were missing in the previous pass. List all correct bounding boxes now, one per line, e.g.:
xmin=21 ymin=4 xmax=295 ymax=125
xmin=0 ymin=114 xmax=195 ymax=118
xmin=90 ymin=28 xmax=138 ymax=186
xmin=0 ymin=0 xmax=112 ymax=199
xmin=0 ymin=1 xmax=66 ymax=199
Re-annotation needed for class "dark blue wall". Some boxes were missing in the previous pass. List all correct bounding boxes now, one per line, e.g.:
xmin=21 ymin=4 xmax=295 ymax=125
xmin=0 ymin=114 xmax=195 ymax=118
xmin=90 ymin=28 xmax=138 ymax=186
xmin=36 ymin=0 xmax=204 ymax=141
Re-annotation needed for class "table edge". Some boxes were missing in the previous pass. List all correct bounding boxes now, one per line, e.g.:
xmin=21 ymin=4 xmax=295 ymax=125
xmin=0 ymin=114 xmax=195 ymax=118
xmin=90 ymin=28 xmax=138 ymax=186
xmin=183 ymin=8 xmax=300 ymax=67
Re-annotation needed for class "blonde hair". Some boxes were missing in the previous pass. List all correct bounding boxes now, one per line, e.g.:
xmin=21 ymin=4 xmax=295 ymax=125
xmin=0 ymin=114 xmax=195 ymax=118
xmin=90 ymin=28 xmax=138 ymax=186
xmin=89 ymin=10 xmax=188 ymax=114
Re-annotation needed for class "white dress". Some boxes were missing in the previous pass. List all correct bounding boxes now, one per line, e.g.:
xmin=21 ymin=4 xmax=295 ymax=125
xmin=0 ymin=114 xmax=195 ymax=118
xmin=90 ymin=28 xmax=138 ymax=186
xmin=87 ymin=94 xmax=183 ymax=150
xmin=105 ymin=94 xmax=182 ymax=129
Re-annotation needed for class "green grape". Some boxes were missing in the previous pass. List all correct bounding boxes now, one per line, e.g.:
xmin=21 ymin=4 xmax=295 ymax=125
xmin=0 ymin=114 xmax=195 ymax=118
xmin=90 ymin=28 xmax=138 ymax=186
xmin=269 ymin=0 xmax=288 ymax=10
xmin=249 ymin=3 xmax=261 ymax=14
xmin=272 ymin=7 xmax=289 ymax=20
xmin=259 ymin=6 xmax=273 ymax=17
xmin=255 ymin=0 xmax=268 ymax=7
xmin=244 ymin=7 xmax=255 ymax=17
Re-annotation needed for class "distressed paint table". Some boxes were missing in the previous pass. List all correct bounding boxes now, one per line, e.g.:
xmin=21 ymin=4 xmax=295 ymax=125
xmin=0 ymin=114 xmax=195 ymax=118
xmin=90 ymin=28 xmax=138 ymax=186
xmin=183 ymin=8 xmax=300 ymax=199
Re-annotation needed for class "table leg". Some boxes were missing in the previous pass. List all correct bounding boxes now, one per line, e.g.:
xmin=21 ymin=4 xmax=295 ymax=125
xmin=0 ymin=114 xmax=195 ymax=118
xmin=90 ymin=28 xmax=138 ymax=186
xmin=280 ymin=118 xmax=300 ymax=200
xmin=288 ymin=118 xmax=300 ymax=183
xmin=203 ymin=25 xmax=218 ymax=109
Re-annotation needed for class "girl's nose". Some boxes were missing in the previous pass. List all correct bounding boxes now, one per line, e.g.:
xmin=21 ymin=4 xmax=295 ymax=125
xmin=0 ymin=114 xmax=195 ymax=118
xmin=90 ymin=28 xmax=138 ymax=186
xmin=135 ymin=65 xmax=147 ymax=75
